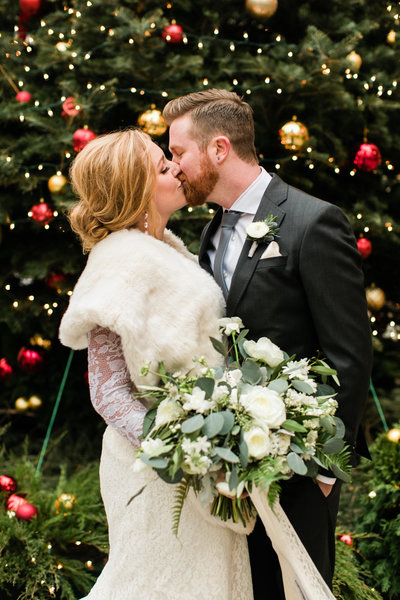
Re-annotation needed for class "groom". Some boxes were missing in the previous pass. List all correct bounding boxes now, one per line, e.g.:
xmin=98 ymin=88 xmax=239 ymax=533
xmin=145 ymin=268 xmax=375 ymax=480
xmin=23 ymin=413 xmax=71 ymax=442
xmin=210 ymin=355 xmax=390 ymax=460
xmin=163 ymin=89 xmax=372 ymax=598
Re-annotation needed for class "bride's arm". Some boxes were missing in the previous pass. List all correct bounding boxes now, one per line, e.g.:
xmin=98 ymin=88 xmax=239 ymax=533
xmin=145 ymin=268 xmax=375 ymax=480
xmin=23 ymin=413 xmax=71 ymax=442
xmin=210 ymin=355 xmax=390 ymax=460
xmin=87 ymin=325 xmax=147 ymax=448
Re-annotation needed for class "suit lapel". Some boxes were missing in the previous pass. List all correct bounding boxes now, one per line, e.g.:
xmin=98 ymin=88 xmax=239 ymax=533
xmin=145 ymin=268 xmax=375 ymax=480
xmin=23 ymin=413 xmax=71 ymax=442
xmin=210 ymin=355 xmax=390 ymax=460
xmin=227 ymin=174 xmax=288 ymax=315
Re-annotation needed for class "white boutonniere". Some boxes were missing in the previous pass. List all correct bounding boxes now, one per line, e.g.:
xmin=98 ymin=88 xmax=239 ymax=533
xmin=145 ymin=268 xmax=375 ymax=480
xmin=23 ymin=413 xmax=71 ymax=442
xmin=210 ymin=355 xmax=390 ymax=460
xmin=246 ymin=214 xmax=280 ymax=258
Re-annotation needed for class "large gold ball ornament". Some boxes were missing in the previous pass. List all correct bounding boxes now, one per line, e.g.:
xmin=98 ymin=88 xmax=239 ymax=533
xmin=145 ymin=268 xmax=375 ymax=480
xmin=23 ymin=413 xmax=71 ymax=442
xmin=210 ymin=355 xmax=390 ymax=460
xmin=55 ymin=493 xmax=77 ymax=514
xmin=15 ymin=397 xmax=29 ymax=412
xmin=366 ymin=284 xmax=386 ymax=311
xmin=28 ymin=395 xmax=42 ymax=410
xmin=387 ymin=428 xmax=400 ymax=443
xmin=245 ymin=0 xmax=278 ymax=20
xmin=387 ymin=30 xmax=396 ymax=44
xmin=137 ymin=109 xmax=167 ymax=137
xmin=346 ymin=51 xmax=362 ymax=71
xmin=48 ymin=174 xmax=67 ymax=194
xmin=279 ymin=117 xmax=309 ymax=151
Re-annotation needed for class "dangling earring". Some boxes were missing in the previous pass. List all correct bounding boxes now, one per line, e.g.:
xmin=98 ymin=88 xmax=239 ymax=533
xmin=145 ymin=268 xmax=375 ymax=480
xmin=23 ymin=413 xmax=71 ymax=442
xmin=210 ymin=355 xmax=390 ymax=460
xmin=144 ymin=210 xmax=149 ymax=235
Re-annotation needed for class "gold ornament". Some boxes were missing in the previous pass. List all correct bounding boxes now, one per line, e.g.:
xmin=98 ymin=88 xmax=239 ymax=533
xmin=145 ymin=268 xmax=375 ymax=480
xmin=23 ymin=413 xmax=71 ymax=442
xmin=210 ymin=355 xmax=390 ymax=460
xmin=48 ymin=174 xmax=67 ymax=194
xmin=30 ymin=333 xmax=52 ymax=350
xmin=28 ymin=395 xmax=42 ymax=410
xmin=387 ymin=30 xmax=396 ymax=44
xmin=55 ymin=493 xmax=77 ymax=514
xmin=245 ymin=0 xmax=278 ymax=20
xmin=366 ymin=284 xmax=386 ymax=311
xmin=346 ymin=51 xmax=362 ymax=71
xmin=279 ymin=117 xmax=309 ymax=151
xmin=15 ymin=397 xmax=29 ymax=412
xmin=387 ymin=428 xmax=400 ymax=443
xmin=137 ymin=108 xmax=167 ymax=137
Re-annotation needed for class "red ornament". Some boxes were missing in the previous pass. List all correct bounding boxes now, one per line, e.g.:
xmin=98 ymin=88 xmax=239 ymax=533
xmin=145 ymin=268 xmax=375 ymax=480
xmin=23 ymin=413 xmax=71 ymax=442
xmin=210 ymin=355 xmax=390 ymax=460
xmin=16 ymin=502 xmax=38 ymax=521
xmin=18 ymin=0 xmax=42 ymax=40
xmin=30 ymin=202 xmax=54 ymax=225
xmin=83 ymin=370 xmax=89 ymax=386
xmin=17 ymin=347 xmax=44 ymax=374
xmin=354 ymin=143 xmax=382 ymax=172
xmin=45 ymin=270 xmax=67 ymax=292
xmin=340 ymin=534 xmax=353 ymax=546
xmin=7 ymin=493 xmax=27 ymax=512
xmin=357 ymin=237 xmax=372 ymax=259
xmin=0 ymin=358 xmax=13 ymax=383
xmin=16 ymin=91 xmax=32 ymax=103
xmin=62 ymin=96 xmax=80 ymax=118
xmin=0 ymin=475 xmax=17 ymax=493
xmin=73 ymin=128 xmax=97 ymax=152
xmin=162 ymin=24 xmax=184 ymax=45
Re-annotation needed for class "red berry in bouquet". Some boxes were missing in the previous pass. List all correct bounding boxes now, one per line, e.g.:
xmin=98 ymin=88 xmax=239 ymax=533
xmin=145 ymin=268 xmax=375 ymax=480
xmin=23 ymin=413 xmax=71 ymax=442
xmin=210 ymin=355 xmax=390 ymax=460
xmin=73 ymin=127 xmax=97 ymax=152
xmin=162 ymin=24 xmax=184 ymax=45
xmin=0 ymin=358 xmax=13 ymax=382
xmin=7 ymin=493 xmax=27 ymax=511
xmin=354 ymin=143 xmax=381 ymax=172
xmin=0 ymin=475 xmax=17 ymax=493
xmin=29 ymin=201 xmax=54 ymax=225
xmin=15 ymin=91 xmax=32 ymax=103
xmin=357 ymin=237 xmax=372 ymax=259
xmin=16 ymin=502 xmax=38 ymax=521
xmin=17 ymin=347 xmax=44 ymax=374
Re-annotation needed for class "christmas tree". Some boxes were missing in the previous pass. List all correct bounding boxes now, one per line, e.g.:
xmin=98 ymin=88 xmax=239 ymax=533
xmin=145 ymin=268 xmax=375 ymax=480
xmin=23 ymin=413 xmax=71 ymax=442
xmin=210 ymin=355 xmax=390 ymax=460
xmin=0 ymin=0 xmax=399 ymax=595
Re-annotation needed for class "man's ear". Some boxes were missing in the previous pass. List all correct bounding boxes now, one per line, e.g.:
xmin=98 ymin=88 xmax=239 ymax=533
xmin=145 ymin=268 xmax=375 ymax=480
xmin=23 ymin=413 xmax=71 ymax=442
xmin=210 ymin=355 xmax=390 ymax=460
xmin=210 ymin=135 xmax=230 ymax=164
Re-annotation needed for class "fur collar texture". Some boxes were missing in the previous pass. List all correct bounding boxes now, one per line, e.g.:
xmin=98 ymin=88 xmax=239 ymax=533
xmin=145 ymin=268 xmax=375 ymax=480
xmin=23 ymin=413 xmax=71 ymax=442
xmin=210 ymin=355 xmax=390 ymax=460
xmin=59 ymin=229 xmax=225 ymax=385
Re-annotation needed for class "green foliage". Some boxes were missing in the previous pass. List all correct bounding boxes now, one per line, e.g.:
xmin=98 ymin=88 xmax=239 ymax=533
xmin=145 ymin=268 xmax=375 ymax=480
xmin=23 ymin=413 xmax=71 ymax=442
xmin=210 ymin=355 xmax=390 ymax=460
xmin=333 ymin=536 xmax=383 ymax=600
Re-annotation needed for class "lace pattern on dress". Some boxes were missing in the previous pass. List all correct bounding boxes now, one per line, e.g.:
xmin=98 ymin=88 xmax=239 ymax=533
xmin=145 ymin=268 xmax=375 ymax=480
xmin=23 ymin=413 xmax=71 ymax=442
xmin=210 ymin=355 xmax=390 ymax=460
xmin=87 ymin=326 xmax=147 ymax=448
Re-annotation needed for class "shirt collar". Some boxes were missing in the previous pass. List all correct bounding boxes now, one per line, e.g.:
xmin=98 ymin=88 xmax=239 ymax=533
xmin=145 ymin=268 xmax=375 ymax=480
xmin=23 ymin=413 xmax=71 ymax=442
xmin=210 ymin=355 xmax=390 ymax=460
xmin=229 ymin=167 xmax=272 ymax=215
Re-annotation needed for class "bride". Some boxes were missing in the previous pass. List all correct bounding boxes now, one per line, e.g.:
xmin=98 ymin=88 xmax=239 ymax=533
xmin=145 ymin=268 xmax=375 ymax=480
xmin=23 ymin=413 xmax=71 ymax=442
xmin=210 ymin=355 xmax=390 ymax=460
xmin=59 ymin=128 xmax=254 ymax=600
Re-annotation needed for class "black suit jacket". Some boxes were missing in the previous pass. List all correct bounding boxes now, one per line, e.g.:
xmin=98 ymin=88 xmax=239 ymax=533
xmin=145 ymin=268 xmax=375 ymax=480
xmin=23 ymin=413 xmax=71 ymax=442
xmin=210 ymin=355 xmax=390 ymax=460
xmin=199 ymin=174 xmax=373 ymax=462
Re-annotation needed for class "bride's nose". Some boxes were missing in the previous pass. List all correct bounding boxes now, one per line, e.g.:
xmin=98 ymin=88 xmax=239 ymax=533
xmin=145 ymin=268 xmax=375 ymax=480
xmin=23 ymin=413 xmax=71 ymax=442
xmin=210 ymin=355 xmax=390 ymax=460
xmin=169 ymin=161 xmax=181 ymax=178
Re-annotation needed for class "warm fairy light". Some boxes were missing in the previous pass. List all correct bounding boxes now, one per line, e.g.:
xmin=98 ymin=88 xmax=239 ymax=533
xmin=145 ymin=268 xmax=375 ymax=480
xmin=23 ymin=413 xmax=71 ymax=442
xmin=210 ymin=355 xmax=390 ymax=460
xmin=34 ymin=100 xmax=40 ymax=106
xmin=67 ymin=290 xmax=73 ymax=296
xmin=214 ymin=28 xmax=219 ymax=35
xmin=350 ymin=169 xmax=356 ymax=176
xmin=371 ymin=75 xmax=376 ymax=82
xmin=243 ymin=32 xmax=248 ymax=39
xmin=9 ymin=223 xmax=15 ymax=230
xmin=18 ymin=80 xmax=24 ymax=87
xmin=28 ymin=295 xmax=34 ymax=301
xmin=38 ymin=164 xmax=43 ymax=170
xmin=265 ymin=77 xmax=270 ymax=83
xmin=71 ymin=28 xmax=76 ymax=34
xmin=24 ymin=66 xmax=30 ymax=72
xmin=198 ymin=42 xmax=203 ymax=49
xmin=307 ymin=147 xmax=312 ymax=153
xmin=65 ymin=152 xmax=71 ymax=158
xmin=288 ymin=51 xmax=293 ymax=57
xmin=292 ymin=156 xmax=298 ymax=161
xmin=372 ymin=330 xmax=378 ymax=336
xmin=276 ymin=35 xmax=281 ymax=41
xmin=277 ymin=88 xmax=282 ymax=94
xmin=59 ymin=33 xmax=64 ymax=39
xmin=86 ymin=560 xmax=93 ymax=568
xmin=203 ymin=78 xmax=208 ymax=86
xmin=369 ymin=490 xmax=376 ymax=498
xmin=100 ymin=84 xmax=105 ymax=90
xmin=230 ymin=43 xmax=235 ymax=51
xmin=257 ymin=48 xmax=262 ymax=54
xmin=76 ymin=10 xmax=82 ymax=17
xmin=108 ymin=29 xmax=115 ymax=36
xmin=334 ymin=167 xmax=340 ymax=173
xmin=129 ymin=38 xmax=134 ymax=44
xmin=45 ymin=224 xmax=50 ymax=230
xmin=26 ymin=46 xmax=32 ymax=52
xmin=53 ymin=211 xmax=59 ymax=217
xmin=6 ymin=156 xmax=12 ymax=162
xmin=275 ymin=163 xmax=281 ymax=169
xmin=69 ymin=64 xmax=75 ymax=70
xmin=53 ymin=302 xmax=58 ymax=307
xmin=13 ymin=301 xmax=19 ymax=308
xmin=5 ymin=285 xmax=10 ymax=290
xmin=71 ymin=51 xmax=77 ymax=57
xmin=25 ymin=172 xmax=30 ymax=178
xmin=161 ymin=91 xmax=168 ymax=97
xmin=31 ymin=557 xmax=36 ymax=563
xmin=246 ymin=89 xmax=251 ymax=95
xmin=233 ymin=79 xmax=238 ymax=85
xmin=87 ymin=83 xmax=92 ymax=89
xmin=130 ymin=87 xmax=137 ymax=93
xmin=308 ymin=163 xmax=314 ymax=169
xmin=48 ymin=109 xmax=54 ymax=116
xmin=48 ymin=29 xmax=54 ymax=35
xmin=43 ymin=73 xmax=49 ymax=79
xmin=371 ymin=316 xmax=376 ymax=323
xmin=75 ymin=540 xmax=81 ymax=545
xmin=19 ymin=115 xmax=25 ymax=122
xmin=357 ymin=213 xmax=362 ymax=219
xmin=187 ymin=207 xmax=193 ymax=212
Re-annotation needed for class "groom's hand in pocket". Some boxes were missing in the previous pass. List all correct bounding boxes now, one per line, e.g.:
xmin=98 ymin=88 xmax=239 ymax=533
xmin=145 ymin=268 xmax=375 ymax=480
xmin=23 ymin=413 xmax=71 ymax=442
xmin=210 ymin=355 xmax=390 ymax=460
xmin=317 ymin=480 xmax=334 ymax=498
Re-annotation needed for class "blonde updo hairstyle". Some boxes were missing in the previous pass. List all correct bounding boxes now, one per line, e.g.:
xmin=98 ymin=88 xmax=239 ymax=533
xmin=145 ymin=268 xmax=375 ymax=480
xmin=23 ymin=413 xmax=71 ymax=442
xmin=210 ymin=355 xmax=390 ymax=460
xmin=68 ymin=128 xmax=156 ymax=253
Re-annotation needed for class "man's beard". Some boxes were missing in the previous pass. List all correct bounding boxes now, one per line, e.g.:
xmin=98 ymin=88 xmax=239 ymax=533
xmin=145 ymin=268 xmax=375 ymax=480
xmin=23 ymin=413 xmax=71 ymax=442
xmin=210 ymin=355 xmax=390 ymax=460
xmin=181 ymin=153 xmax=219 ymax=207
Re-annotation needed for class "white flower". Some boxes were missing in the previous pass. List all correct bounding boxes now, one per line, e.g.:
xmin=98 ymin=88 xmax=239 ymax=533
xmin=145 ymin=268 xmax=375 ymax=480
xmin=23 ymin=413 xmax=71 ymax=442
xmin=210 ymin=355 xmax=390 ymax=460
xmin=241 ymin=386 xmax=286 ymax=428
xmin=303 ymin=379 xmax=318 ymax=393
xmin=228 ymin=387 xmax=239 ymax=409
xmin=303 ymin=418 xmax=320 ymax=429
xmin=212 ymin=385 xmax=230 ymax=402
xmin=244 ymin=426 xmax=271 ymax=460
xmin=270 ymin=432 xmax=291 ymax=456
xmin=141 ymin=438 xmax=165 ymax=456
xmin=155 ymin=397 xmax=184 ymax=427
xmin=243 ymin=337 xmax=284 ymax=368
xmin=282 ymin=358 xmax=310 ymax=380
xmin=193 ymin=436 xmax=211 ymax=454
xmin=132 ymin=458 xmax=149 ymax=473
xmin=285 ymin=388 xmax=310 ymax=408
xmin=223 ymin=369 xmax=242 ymax=386
xmin=183 ymin=455 xmax=212 ymax=475
xmin=218 ymin=316 xmax=244 ymax=335
xmin=182 ymin=437 xmax=195 ymax=455
xmin=246 ymin=221 xmax=270 ymax=239
xmin=183 ymin=387 xmax=215 ymax=414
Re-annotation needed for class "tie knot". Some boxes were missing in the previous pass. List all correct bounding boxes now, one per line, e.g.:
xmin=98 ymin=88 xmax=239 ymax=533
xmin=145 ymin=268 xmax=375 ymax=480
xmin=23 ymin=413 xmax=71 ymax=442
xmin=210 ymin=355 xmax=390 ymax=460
xmin=221 ymin=210 xmax=241 ymax=229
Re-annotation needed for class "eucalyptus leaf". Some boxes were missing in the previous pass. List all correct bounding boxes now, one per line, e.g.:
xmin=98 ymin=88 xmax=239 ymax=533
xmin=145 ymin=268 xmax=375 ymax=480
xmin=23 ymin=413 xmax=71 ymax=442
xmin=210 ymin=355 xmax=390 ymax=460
xmin=292 ymin=380 xmax=316 ymax=395
xmin=195 ymin=377 xmax=215 ymax=399
xmin=210 ymin=336 xmax=227 ymax=357
xmin=214 ymin=447 xmax=240 ymax=463
xmin=202 ymin=412 xmax=224 ymax=437
xmin=322 ymin=437 xmax=345 ymax=454
xmin=241 ymin=359 xmax=262 ymax=385
xmin=158 ymin=467 xmax=184 ymax=485
xmin=181 ymin=414 xmax=205 ymax=434
xmin=290 ymin=443 xmax=304 ymax=454
xmin=320 ymin=415 xmax=336 ymax=435
xmin=140 ymin=455 xmax=168 ymax=469
xmin=282 ymin=419 xmax=307 ymax=433
xmin=219 ymin=411 xmax=235 ymax=435
xmin=306 ymin=459 xmax=319 ymax=478
xmin=231 ymin=425 xmax=240 ymax=436
xmin=236 ymin=328 xmax=249 ymax=344
xmin=239 ymin=439 xmax=249 ymax=468
xmin=316 ymin=383 xmax=335 ymax=397
xmin=268 ymin=378 xmax=288 ymax=393
xmin=286 ymin=452 xmax=308 ymax=475
xmin=229 ymin=467 xmax=239 ymax=491
xmin=333 ymin=417 xmax=345 ymax=439
xmin=149 ymin=444 xmax=174 ymax=457
xmin=331 ymin=464 xmax=352 ymax=483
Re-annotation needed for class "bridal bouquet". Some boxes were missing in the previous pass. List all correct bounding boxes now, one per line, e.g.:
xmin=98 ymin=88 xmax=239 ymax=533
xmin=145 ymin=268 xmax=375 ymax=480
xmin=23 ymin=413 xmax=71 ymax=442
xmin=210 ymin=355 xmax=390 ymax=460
xmin=134 ymin=318 xmax=351 ymax=534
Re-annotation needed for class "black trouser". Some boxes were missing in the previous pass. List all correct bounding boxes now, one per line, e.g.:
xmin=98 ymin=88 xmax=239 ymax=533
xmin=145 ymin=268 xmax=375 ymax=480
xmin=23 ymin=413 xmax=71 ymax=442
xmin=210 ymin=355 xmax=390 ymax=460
xmin=248 ymin=476 xmax=342 ymax=600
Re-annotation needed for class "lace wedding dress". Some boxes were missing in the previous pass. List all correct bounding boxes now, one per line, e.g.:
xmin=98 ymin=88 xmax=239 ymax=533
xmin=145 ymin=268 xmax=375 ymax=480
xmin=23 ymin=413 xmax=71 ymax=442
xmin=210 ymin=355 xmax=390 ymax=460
xmin=82 ymin=326 xmax=254 ymax=600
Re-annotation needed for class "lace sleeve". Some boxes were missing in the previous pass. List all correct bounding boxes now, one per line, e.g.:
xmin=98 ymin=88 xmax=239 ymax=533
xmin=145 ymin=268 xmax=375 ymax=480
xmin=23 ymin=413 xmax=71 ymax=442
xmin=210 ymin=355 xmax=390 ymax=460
xmin=87 ymin=325 xmax=147 ymax=448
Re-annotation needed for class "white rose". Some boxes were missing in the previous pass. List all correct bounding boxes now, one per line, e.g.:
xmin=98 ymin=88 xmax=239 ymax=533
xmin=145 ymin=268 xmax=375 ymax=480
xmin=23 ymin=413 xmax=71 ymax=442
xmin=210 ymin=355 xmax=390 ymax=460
xmin=244 ymin=426 xmax=271 ymax=460
xmin=246 ymin=221 xmax=270 ymax=239
xmin=141 ymin=438 xmax=165 ymax=456
xmin=218 ymin=316 xmax=244 ymax=335
xmin=243 ymin=337 xmax=284 ymax=367
xmin=223 ymin=369 xmax=242 ymax=386
xmin=183 ymin=387 xmax=215 ymax=414
xmin=241 ymin=386 xmax=286 ymax=428
xmin=155 ymin=397 xmax=184 ymax=427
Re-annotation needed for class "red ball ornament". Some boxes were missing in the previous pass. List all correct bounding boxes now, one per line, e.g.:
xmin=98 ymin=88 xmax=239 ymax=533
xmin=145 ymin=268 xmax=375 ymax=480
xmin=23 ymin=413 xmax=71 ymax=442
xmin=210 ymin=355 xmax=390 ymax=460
xmin=16 ymin=502 xmax=38 ymax=521
xmin=62 ymin=96 xmax=80 ymax=118
xmin=7 ymin=493 xmax=27 ymax=512
xmin=354 ymin=143 xmax=382 ymax=172
xmin=17 ymin=347 xmax=44 ymax=374
xmin=73 ymin=128 xmax=97 ymax=152
xmin=340 ymin=534 xmax=353 ymax=546
xmin=16 ymin=91 xmax=32 ymax=103
xmin=19 ymin=0 xmax=42 ymax=19
xmin=357 ymin=237 xmax=372 ymax=259
xmin=45 ymin=270 xmax=67 ymax=292
xmin=0 ymin=475 xmax=17 ymax=493
xmin=29 ymin=202 xmax=54 ymax=225
xmin=162 ymin=24 xmax=184 ymax=45
xmin=0 ymin=358 xmax=13 ymax=383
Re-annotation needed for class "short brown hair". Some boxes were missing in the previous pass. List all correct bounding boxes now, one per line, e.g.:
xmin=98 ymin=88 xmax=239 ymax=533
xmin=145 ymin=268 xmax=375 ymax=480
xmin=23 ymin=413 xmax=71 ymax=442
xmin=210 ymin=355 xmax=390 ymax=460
xmin=163 ymin=89 xmax=257 ymax=164
xmin=68 ymin=129 xmax=156 ymax=253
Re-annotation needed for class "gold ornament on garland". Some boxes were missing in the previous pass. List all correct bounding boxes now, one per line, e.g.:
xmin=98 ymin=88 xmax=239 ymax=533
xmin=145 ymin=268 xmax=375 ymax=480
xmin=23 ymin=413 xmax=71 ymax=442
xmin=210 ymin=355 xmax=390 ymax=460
xmin=365 ymin=284 xmax=386 ymax=311
xmin=28 ymin=395 xmax=42 ymax=410
xmin=245 ymin=0 xmax=278 ymax=20
xmin=387 ymin=428 xmax=400 ymax=443
xmin=137 ymin=107 xmax=167 ymax=136
xmin=55 ymin=493 xmax=77 ymax=515
xmin=346 ymin=51 xmax=362 ymax=71
xmin=48 ymin=174 xmax=67 ymax=194
xmin=279 ymin=116 xmax=309 ymax=151
xmin=30 ymin=333 xmax=52 ymax=350
xmin=15 ymin=397 xmax=29 ymax=412
xmin=387 ymin=30 xmax=396 ymax=44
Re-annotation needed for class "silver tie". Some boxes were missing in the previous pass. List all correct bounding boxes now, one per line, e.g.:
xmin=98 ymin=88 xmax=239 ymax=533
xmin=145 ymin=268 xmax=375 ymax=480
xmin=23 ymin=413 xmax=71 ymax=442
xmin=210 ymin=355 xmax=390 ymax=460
xmin=213 ymin=211 xmax=241 ymax=298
